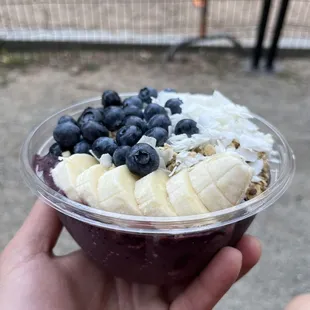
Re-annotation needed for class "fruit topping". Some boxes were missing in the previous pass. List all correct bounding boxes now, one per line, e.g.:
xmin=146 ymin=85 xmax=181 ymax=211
xmin=77 ymin=107 xmax=103 ymax=127
xmin=123 ymin=105 xmax=144 ymax=119
xmin=73 ymin=140 xmax=91 ymax=154
xmin=113 ymin=146 xmax=131 ymax=167
xmin=58 ymin=115 xmax=78 ymax=126
xmin=102 ymin=106 xmax=126 ymax=131
xmin=123 ymin=96 xmax=143 ymax=109
xmin=144 ymin=103 xmax=167 ymax=121
xmin=92 ymin=137 xmax=118 ymax=157
xmin=139 ymin=87 xmax=158 ymax=104
xmin=165 ymin=98 xmax=183 ymax=115
xmin=126 ymin=143 xmax=160 ymax=177
xmin=116 ymin=125 xmax=143 ymax=146
xmin=49 ymin=143 xmax=63 ymax=157
xmin=123 ymin=116 xmax=148 ymax=133
xmin=81 ymin=120 xmax=109 ymax=143
xmin=175 ymin=119 xmax=199 ymax=137
xmin=163 ymin=88 xmax=176 ymax=92
xmin=144 ymin=127 xmax=168 ymax=147
xmin=101 ymin=90 xmax=122 ymax=107
xmin=148 ymin=114 xmax=171 ymax=131
xmin=53 ymin=122 xmax=81 ymax=149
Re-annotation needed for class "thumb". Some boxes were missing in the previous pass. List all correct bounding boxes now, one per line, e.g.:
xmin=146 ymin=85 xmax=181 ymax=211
xmin=4 ymin=199 xmax=62 ymax=257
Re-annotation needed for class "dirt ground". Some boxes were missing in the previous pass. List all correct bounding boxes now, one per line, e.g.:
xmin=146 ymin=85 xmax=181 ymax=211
xmin=1 ymin=49 xmax=310 ymax=309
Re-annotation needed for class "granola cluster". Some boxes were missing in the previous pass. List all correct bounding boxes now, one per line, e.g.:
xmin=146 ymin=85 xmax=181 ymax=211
xmin=245 ymin=153 xmax=270 ymax=201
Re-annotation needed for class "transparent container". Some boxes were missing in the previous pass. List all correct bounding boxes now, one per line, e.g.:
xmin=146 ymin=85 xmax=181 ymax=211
xmin=20 ymin=94 xmax=295 ymax=285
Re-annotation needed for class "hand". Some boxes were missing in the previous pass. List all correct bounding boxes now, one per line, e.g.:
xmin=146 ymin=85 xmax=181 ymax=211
xmin=0 ymin=200 xmax=261 ymax=310
xmin=286 ymin=295 xmax=310 ymax=310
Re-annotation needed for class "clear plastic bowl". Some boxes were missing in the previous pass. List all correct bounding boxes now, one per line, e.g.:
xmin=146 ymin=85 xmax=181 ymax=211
xmin=20 ymin=94 xmax=295 ymax=285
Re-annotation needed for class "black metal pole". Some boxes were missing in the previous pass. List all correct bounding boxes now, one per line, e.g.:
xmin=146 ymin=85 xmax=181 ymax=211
xmin=266 ymin=0 xmax=290 ymax=71
xmin=199 ymin=0 xmax=208 ymax=38
xmin=252 ymin=0 xmax=272 ymax=70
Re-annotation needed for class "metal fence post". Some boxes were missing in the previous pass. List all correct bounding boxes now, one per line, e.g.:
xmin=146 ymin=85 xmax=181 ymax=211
xmin=252 ymin=0 xmax=272 ymax=70
xmin=266 ymin=0 xmax=291 ymax=71
xmin=199 ymin=0 xmax=208 ymax=38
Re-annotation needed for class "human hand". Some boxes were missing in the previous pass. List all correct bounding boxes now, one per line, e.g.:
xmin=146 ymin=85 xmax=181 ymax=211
xmin=286 ymin=294 xmax=310 ymax=310
xmin=0 ymin=200 xmax=261 ymax=310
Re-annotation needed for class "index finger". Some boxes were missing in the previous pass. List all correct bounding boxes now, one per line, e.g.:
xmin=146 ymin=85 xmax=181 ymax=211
xmin=170 ymin=247 xmax=242 ymax=310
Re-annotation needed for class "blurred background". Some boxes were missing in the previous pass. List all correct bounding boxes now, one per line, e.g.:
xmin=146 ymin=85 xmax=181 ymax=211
xmin=1 ymin=0 xmax=309 ymax=309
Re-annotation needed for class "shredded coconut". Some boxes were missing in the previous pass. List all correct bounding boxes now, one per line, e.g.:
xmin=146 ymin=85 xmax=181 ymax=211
xmin=158 ymin=91 xmax=273 ymax=155
xmin=99 ymin=154 xmax=113 ymax=168
xmin=155 ymin=91 xmax=275 ymax=178
xmin=137 ymin=135 xmax=157 ymax=148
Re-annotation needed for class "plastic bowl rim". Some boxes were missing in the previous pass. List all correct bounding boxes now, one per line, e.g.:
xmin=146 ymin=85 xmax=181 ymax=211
xmin=20 ymin=94 xmax=296 ymax=234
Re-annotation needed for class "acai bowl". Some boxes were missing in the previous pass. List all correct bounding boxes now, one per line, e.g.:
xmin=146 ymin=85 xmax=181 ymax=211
xmin=20 ymin=88 xmax=295 ymax=285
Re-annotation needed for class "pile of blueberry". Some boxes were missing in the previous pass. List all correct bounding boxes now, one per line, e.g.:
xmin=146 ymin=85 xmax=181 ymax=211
xmin=50 ymin=87 xmax=199 ymax=177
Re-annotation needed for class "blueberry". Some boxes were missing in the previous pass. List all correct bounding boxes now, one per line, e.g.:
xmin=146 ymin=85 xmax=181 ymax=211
xmin=163 ymin=88 xmax=176 ymax=92
xmin=165 ymin=98 xmax=183 ymax=114
xmin=144 ymin=103 xmax=167 ymax=121
xmin=81 ymin=120 xmax=109 ymax=143
xmin=123 ymin=105 xmax=144 ymax=119
xmin=92 ymin=137 xmax=118 ymax=157
xmin=148 ymin=87 xmax=158 ymax=98
xmin=49 ymin=143 xmax=62 ymax=157
xmin=116 ymin=125 xmax=143 ymax=146
xmin=77 ymin=107 xmax=103 ymax=127
xmin=97 ymin=107 xmax=105 ymax=118
xmin=58 ymin=115 xmax=77 ymax=125
xmin=53 ymin=122 xmax=81 ymax=149
xmin=73 ymin=140 xmax=91 ymax=154
xmin=123 ymin=96 xmax=143 ymax=109
xmin=145 ymin=127 xmax=168 ymax=146
xmin=126 ymin=143 xmax=160 ymax=177
xmin=102 ymin=106 xmax=126 ymax=131
xmin=123 ymin=116 xmax=148 ymax=133
xmin=102 ymin=90 xmax=122 ymax=107
xmin=148 ymin=114 xmax=171 ymax=131
xmin=113 ymin=146 xmax=131 ymax=167
xmin=139 ymin=87 xmax=158 ymax=104
xmin=175 ymin=119 xmax=199 ymax=137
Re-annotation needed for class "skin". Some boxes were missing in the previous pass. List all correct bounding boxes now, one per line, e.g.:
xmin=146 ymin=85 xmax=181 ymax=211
xmin=0 ymin=199 xmax=262 ymax=310
xmin=286 ymin=295 xmax=310 ymax=310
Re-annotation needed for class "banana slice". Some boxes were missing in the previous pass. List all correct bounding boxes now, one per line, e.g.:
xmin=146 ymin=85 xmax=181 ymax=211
xmin=189 ymin=153 xmax=253 ymax=211
xmin=51 ymin=154 xmax=97 ymax=201
xmin=216 ymin=162 xmax=253 ymax=205
xmin=135 ymin=170 xmax=177 ymax=216
xmin=97 ymin=165 xmax=141 ymax=215
xmin=166 ymin=169 xmax=209 ymax=216
xmin=76 ymin=164 xmax=107 ymax=208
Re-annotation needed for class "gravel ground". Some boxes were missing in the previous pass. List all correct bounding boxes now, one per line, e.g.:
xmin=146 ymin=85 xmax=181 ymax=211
xmin=1 ymin=50 xmax=309 ymax=309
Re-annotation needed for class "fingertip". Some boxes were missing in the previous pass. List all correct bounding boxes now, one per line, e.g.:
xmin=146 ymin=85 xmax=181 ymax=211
xmin=236 ymin=235 xmax=262 ymax=281
xmin=240 ymin=235 xmax=262 ymax=254
xmin=237 ymin=235 xmax=262 ymax=265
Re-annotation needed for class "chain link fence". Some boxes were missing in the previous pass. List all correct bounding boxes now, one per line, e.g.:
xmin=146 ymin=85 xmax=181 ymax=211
xmin=0 ymin=0 xmax=309 ymax=68
xmin=0 ymin=0 xmax=264 ymax=48
xmin=280 ymin=0 xmax=310 ymax=49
